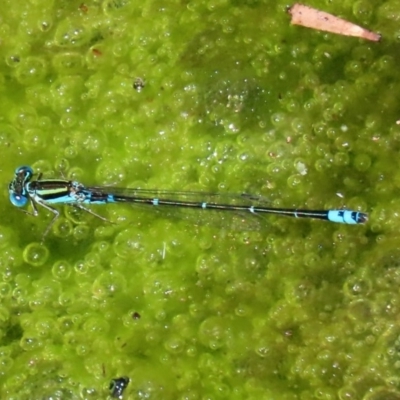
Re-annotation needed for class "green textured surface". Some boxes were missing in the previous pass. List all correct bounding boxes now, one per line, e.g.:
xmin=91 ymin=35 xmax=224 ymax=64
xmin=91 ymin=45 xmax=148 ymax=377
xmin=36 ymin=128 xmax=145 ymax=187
xmin=0 ymin=0 xmax=399 ymax=399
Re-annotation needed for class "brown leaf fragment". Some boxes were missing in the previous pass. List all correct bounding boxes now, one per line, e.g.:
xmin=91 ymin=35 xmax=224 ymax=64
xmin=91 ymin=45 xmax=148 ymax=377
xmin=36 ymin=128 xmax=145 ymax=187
xmin=288 ymin=3 xmax=381 ymax=42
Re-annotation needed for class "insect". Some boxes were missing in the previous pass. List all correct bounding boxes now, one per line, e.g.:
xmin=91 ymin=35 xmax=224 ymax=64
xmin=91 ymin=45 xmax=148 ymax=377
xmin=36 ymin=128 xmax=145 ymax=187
xmin=9 ymin=165 xmax=368 ymax=237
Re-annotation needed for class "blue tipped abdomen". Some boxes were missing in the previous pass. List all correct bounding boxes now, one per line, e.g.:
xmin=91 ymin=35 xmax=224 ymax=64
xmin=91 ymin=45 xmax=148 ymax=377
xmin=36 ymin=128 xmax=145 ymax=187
xmin=327 ymin=210 xmax=368 ymax=224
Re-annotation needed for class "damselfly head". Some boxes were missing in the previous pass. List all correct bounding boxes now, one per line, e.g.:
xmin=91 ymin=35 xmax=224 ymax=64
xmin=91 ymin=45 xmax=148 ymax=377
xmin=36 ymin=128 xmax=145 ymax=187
xmin=9 ymin=166 xmax=33 ymax=207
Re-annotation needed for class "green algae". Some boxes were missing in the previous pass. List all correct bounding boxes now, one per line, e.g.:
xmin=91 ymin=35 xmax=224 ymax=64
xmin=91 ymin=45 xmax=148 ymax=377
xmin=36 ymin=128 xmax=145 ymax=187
xmin=0 ymin=0 xmax=399 ymax=399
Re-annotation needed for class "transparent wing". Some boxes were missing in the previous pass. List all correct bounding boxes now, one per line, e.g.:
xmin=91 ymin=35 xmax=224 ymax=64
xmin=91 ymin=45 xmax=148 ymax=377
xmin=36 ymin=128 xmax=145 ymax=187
xmin=86 ymin=186 xmax=270 ymax=205
xmin=85 ymin=186 xmax=272 ymax=231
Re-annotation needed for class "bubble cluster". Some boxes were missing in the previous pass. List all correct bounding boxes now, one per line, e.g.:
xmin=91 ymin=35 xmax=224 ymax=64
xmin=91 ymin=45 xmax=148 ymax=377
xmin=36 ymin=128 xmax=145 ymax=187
xmin=0 ymin=0 xmax=395 ymax=398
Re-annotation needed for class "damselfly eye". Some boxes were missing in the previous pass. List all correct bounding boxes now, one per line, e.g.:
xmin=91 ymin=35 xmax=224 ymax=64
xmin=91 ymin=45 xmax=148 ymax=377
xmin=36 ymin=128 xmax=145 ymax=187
xmin=15 ymin=165 xmax=33 ymax=178
xmin=9 ymin=192 xmax=28 ymax=207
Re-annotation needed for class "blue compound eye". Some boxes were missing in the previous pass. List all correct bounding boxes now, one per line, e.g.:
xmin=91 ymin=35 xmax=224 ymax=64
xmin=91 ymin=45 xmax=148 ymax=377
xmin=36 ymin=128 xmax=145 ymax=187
xmin=9 ymin=192 xmax=28 ymax=207
xmin=15 ymin=165 xmax=33 ymax=178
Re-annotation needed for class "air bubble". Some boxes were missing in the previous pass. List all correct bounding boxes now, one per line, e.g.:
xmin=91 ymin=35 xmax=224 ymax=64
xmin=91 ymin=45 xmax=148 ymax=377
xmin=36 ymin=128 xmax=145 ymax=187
xmin=54 ymin=20 xmax=91 ymax=48
xmin=23 ymin=243 xmax=49 ymax=267
xmin=353 ymin=154 xmax=371 ymax=172
xmin=92 ymin=270 xmax=127 ymax=298
xmin=52 ymin=260 xmax=72 ymax=280
xmin=15 ymin=57 xmax=47 ymax=85
xmin=52 ymin=52 xmax=84 ymax=75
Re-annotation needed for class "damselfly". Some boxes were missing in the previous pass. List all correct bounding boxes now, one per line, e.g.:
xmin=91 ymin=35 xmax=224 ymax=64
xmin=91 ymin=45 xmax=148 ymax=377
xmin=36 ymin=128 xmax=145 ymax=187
xmin=8 ymin=166 xmax=368 ymax=237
